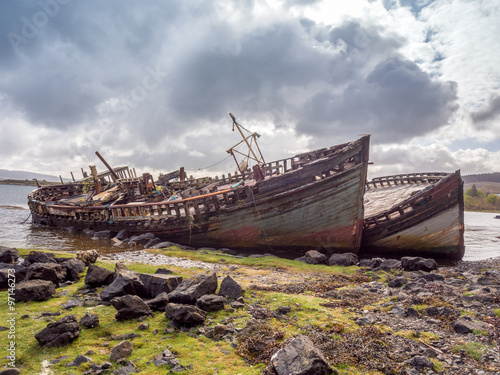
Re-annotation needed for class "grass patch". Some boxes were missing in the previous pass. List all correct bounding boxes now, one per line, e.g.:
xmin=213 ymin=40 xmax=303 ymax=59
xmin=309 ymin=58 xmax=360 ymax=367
xmin=495 ymin=309 xmax=500 ymax=318
xmin=452 ymin=342 xmax=489 ymax=361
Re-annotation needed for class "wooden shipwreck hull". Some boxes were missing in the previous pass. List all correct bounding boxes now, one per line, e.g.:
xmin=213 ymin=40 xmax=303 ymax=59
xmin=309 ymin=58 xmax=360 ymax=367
xmin=362 ymin=171 xmax=465 ymax=260
xmin=28 ymin=136 xmax=370 ymax=254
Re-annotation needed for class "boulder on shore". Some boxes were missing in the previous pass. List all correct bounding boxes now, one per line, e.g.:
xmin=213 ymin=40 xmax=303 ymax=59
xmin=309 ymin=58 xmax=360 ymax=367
xmin=25 ymin=250 xmax=56 ymax=264
xmin=15 ymin=279 xmax=55 ymax=302
xmin=165 ymin=303 xmax=207 ymax=326
xmin=0 ymin=246 xmax=19 ymax=264
xmin=34 ymin=314 xmax=80 ymax=347
xmin=168 ymin=272 xmax=218 ymax=305
xmin=110 ymin=294 xmax=153 ymax=321
xmin=100 ymin=268 xmax=148 ymax=301
xmin=304 ymin=250 xmax=328 ymax=265
xmin=271 ymin=335 xmax=334 ymax=375
xmin=328 ymin=253 xmax=358 ymax=267
xmin=85 ymin=264 xmax=115 ymax=287
xmin=218 ymin=275 xmax=243 ymax=299
xmin=24 ymin=262 xmax=67 ymax=285
xmin=139 ymin=273 xmax=182 ymax=298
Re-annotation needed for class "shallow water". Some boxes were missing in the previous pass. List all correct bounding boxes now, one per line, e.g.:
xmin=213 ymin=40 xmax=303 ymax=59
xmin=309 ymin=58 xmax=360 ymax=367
xmin=0 ymin=184 xmax=499 ymax=261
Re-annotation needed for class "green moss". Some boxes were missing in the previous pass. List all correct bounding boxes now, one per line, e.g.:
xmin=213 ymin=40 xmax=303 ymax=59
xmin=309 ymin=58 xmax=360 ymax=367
xmin=452 ymin=342 xmax=488 ymax=361
xmin=494 ymin=309 xmax=500 ymax=318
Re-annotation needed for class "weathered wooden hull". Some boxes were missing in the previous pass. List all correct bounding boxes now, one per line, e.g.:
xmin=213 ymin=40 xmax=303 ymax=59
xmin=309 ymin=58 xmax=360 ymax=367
xmin=362 ymin=171 xmax=464 ymax=260
xmin=29 ymin=136 xmax=370 ymax=254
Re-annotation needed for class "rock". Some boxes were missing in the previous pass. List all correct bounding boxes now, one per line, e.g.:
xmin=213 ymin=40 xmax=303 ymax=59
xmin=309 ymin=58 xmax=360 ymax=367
xmin=0 ymin=246 xmax=19 ymax=263
xmin=404 ymin=355 xmax=434 ymax=371
xmin=155 ymin=268 xmax=174 ymax=275
xmin=24 ymin=250 xmax=56 ymax=264
xmin=304 ymin=250 xmax=328 ymax=265
xmin=145 ymin=292 xmax=170 ymax=311
xmin=391 ymin=305 xmax=407 ymax=318
xmin=80 ymin=313 xmax=99 ymax=329
xmin=0 ymin=369 xmax=21 ymax=375
xmin=165 ymin=303 xmax=207 ymax=326
xmin=110 ymin=340 xmax=133 ymax=362
xmin=205 ymin=324 xmax=231 ymax=340
xmin=328 ymin=253 xmax=358 ymax=267
xmin=66 ymin=354 xmax=93 ymax=367
xmin=374 ymin=259 xmax=401 ymax=272
xmin=151 ymin=241 xmax=179 ymax=249
xmin=62 ymin=299 xmax=83 ymax=310
xmin=401 ymin=257 xmax=437 ymax=272
xmin=114 ymin=229 xmax=130 ymax=241
xmin=25 ymin=262 xmax=67 ymax=285
xmin=406 ymin=307 xmax=420 ymax=318
xmin=139 ymin=273 xmax=182 ymax=298
xmin=0 ymin=267 xmax=25 ymax=289
xmin=15 ymin=279 xmax=55 ymax=302
xmin=196 ymin=294 xmax=225 ymax=311
xmin=452 ymin=318 xmax=490 ymax=334
xmin=77 ymin=249 xmax=99 ymax=265
xmin=110 ymin=295 xmax=153 ymax=321
xmin=168 ymin=272 xmax=218 ymax=305
xmin=100 ymin=270 xmax=149 ymax=301
xmin=85 ymin=264 xmax=115 ymax=287
xmin=355 ymin=316 xmax=375 ymax=326
xmin=34 ymin=314 xmax=80 ymax=347
xmin=154 ymin=348 xmax=180 ymax=367
xmin=388 ymin=277 xmax=407 ymax=288
xmin=277 ymin=306 xmax=291 ymax=315
xmin=144 ymin=237 xmax=161 ymax=248
xmin=128 ymin=233 xmax=156 ymax=246
xmin=218 ymin=275 xmax=243 ymax=299
xmin=62 ymin=258 xmax=86 ymax=281
xmin=138 ymin=323 xmax=149 ymax=330
xmin=358 ymin=258 xmax=384 ymax=268
xmin=271 ymin=335 xmax=334 ymax=375
xmin=92 ymin=230 xmax=112 ymax=239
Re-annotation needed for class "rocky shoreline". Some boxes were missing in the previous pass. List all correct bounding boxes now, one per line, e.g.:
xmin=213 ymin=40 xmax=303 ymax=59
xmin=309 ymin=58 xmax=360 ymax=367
xmin=0 ymin=245 xmax=499 ymax=375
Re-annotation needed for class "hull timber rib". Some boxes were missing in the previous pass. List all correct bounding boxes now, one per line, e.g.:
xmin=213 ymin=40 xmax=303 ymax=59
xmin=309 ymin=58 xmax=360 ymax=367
xmin=28 ymin=135 xmax=370 ymax=254
xmin=362 ymin=171 xmax=465 ymax=260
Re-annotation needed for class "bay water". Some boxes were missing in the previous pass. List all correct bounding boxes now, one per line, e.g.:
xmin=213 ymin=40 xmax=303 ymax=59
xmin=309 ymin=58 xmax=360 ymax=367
xmin=0 ymin=184 xmax=499 ymax=261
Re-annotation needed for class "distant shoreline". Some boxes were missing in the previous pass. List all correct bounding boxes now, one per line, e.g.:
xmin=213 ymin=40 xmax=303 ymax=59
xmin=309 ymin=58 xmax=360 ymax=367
xmin=0 ymin=179 xmax=59 ymax=186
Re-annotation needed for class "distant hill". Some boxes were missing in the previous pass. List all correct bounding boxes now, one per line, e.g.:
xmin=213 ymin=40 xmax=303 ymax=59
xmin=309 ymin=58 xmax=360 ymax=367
xmin=0 ymin=169 xmax=65 ymax=183
xmin=463 ymin=172 xmax=500 ymax=184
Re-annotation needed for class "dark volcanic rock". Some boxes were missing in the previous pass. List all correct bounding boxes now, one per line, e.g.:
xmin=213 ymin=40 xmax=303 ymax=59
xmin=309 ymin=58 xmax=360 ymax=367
xmin=270 ymin=335 xmax=334 ymax=375
xmin=304 ymin=250 xmax=328 ymax=265
xmin=110 ymin=340 xmax=133 ymax=362
xmin=100 ymin=270 xmax=148 ymax=301
xmin=401 ymin=257 xmax=438 ymax=272
xmin=196 ymin=294 xmax=225 ymax=312
xmin=165 ymin=303 xmax=207 ymax=326
xmin=85 ymin=264 xmax=115 ymax=287
xmin=452 ymin=318 xmax=490 ymax=334
xmin=0 ymin=246 xmax=19 ymax=263
xmin=328 ymin=253 xmax=358 ymax=267
xmin=34 ymin=314 xmax=80 ymax=347
xmin=92 ymin=230 xmax=112 ymax=239
xmin=405 ymin=355 xmax=434 ymax=371
xmin=168 ymin=272 xmax=218 ymax=305
xmin=145 ymin=292 xmax=170 ymax=311
xmin=25 ymin=262 xmax=67 ymax=285
xmin=139 ymin=273 xmax=182 ymax=298
xmin=358 ymin=258 xmax=384 ymax=268
xmin=15 ymin=279 xmax=55 ymax=302
xmin=218 ymin=275 xmax=243 ymax=299
xmin=66 ymin=354 xmax=93 ymax=367
xmin=374 ymin=259 xmax=402 ymax=272
xmin=0 ymin=265 xmax=28 ymax=289
xmin=79 ymin=313 xmax=99 ymax=329
xmin=128 ymin=233 xmax=156 ymax=245
xmin=25 ymin=250 xmax=56 ymax=264
xmin=110 ymin=295 xmax=153 ymax=321
xmin=62 ymin=258 xmax=86 ymax=281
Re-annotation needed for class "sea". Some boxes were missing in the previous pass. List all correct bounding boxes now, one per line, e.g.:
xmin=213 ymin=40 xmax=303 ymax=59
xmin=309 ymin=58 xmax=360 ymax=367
xmin=0 ymin=184 xmax=499 ymax=262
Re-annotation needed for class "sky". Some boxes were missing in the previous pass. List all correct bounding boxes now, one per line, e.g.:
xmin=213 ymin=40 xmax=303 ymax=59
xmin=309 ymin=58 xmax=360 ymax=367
xmin=0 ymin=0 xmax=499 ymax=180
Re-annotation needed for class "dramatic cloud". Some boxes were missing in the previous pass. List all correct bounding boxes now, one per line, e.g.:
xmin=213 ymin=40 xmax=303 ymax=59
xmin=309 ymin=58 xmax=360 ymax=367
xmin=0 ymin=0 xmax=498 ymax=178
